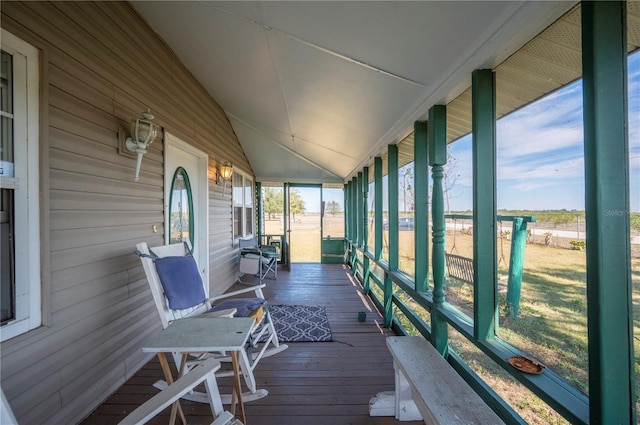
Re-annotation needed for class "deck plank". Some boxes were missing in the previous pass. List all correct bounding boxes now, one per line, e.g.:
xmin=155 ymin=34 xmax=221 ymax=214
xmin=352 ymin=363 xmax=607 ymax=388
xmin=81 ymin=263 xmax=422 ymax=425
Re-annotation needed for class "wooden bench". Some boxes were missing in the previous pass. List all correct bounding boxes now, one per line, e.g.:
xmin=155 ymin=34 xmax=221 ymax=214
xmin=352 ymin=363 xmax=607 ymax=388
xmin=445 ymin=253 xmax=474 ymax=285
xmin=380 ymin=336 xmax=504 ymax=424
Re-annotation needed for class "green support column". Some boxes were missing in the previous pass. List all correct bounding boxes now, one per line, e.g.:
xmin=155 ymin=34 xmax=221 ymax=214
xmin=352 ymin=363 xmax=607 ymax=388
xmin=582 ymin=2 xmax=634 ymax=423
xmin=344 ymin=182 xmax=353 ymax=241
xmin=256 ymin=182 xmax=263 ymax=238
xmin=414 ymin=120 xmax=430 ymax=293
xmin=374 ymin=157 xmax=383 ymax=262
xmin=351 ymin=177 xmax=358 ymax=270
xmin=384 ymin=145 xmax=399 ymax=327
xmin=358 ymin=171 xmax=364 ymax=247
xmin=472 ymin=69 xmax=498 ymax=341
xmin=344 ymin=183 xmax=348 ymax=243
xmin=283 ymin=183 xmax=290 ymax=267
xmin=353 ymin=177 xmax=358 ymax=238
xmin=363 ymin=167 xmax=370 ymax=294
xmin=506 ymin=217 xmax=527 ymax=320
xmin=388 ymin=145 xmax=399 ymax=271
xmin=428 ymin=106 xmax=449 ymax=356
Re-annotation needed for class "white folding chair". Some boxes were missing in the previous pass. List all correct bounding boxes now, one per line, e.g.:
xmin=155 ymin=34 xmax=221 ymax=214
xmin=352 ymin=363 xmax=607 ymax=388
xmin=135 ymin=241 xmax=287 ymax=404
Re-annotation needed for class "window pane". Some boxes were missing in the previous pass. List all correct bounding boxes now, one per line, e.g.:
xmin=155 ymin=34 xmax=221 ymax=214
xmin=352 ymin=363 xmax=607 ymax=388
xmin=322 ymin=187 xmax=344 ymax=238
xmin=262 ymin=186 xmax=285 ymax=243
xmin=445 ymin=136 xmax=474 ymax=319
xmin=244 ymin=177 xmax=253 ymax=235
xmin=0 ymin=51 xmax=13 ymax=324
xmin=169 ymin=167 xmax=193 ymax=245
xmin=1 ymin=50 xmax=14 ymax=177
xmin=367 ymin=181 xmax=375 ymax=253
xmin=1 ymin=188 xmax=14 ymax=324
xmin=495 ymin=77 xmax=588 ymax=394
xmin=382 ymin=174 xmax=389 ymax=262
xmin=233 ymin=172 xmax=243 ymax=238
xmin=398 ymin=163 xmax=415 ymax=277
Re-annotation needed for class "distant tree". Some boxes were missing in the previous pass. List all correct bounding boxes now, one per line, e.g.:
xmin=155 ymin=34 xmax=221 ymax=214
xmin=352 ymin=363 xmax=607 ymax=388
xmin=326 ymin=200 xmax=341 ymax=215
xmin=630 ymin=212 xmax=640 ymax=232
xmin=290 ymin=189 xmax=306 ymax=220
xmin=400 ymin=165 xmax=414 ymax=214
xmin=443 ymin=153 xmax=461 ymax=213
xmin=263 ymin=187 xmax=283 ymax=220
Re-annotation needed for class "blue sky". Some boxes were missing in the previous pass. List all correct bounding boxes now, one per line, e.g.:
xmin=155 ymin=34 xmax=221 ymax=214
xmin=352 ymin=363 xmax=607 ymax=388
xmin=298 ymin=53 xmax=639 ymax=214
xmin=447 ymin=51 xmax=640 ymax=212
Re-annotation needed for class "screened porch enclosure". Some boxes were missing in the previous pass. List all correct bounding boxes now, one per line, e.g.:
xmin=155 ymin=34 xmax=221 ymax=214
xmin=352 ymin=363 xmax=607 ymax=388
xmin=0 ymin=1 xmax=638 ymax=424
xmin=340 ymin=4 xmax=637 ymax=424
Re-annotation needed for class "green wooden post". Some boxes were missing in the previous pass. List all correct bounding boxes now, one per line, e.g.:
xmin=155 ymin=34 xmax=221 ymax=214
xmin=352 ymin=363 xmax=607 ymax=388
xmin=472 ymin=69 xmax=498 ymax=341
xmin=354 ymin=173 xmax=360 ymax=248
xmin=374 ymin=157 xmax=383 ymax=262
xmin=344 ymin=183 xmax=348 ymax=243
xmin=363 ymin=167 xmax=370 ymax=294
xmin=506 ymin=217 xmax=527 ymax=320
xmin=256 ymin=182 xmax=263 ymax=238
xmin=384 ymin=145 xmax=399 ymax=328
xmin=345 ymin=180 xmax=350 ymax=240
xmin=283 ymin=183 xmax=290 ymax=268
xmin=351 ymin=177 xmax=358 ymax=270
xmin=388 ymin=145 xmax=399 ymax=271
xmin=428 ymin=105 xmax=449 ymax=356
xmin=414 ymin=120 xmax=430 ymax=293
xmin=358 ymin=171 xmax=364 ymax=247
xmin=582 ymin=2 xmax=634 ymax=423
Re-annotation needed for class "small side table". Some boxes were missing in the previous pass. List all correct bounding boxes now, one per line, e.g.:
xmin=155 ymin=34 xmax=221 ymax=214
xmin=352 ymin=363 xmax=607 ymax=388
xmin=142 ymin=317 xmax=255 ymax=424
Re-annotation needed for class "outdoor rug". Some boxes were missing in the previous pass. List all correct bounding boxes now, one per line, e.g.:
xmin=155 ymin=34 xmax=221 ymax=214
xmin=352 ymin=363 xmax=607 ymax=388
xmin=267 ymin=304 xmax=333 ymax=342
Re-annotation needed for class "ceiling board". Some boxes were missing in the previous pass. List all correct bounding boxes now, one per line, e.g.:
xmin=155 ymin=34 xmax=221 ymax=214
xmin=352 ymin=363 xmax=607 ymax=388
xmin=133 ymin=1 xmax=591 ymax=183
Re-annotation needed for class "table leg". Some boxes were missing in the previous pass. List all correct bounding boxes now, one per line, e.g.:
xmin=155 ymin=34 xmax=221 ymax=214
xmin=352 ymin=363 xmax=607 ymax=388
xmin=231 ymin=351 xmax=246 ymax=424
xmin=157 ymin=352 xmax=188 ymax=425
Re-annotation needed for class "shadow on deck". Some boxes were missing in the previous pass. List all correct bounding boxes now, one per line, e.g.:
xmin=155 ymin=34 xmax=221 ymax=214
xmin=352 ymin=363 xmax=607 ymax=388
xmin=81 ymin=263 xmax=422 ymax=425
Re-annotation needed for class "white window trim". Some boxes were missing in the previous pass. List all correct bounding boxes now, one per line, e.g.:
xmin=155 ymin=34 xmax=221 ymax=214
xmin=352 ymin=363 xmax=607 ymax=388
xmin=0 ymin=29 xmax=40 ymax=341
xmin=232 ymin=168 xmax=254 ymax=239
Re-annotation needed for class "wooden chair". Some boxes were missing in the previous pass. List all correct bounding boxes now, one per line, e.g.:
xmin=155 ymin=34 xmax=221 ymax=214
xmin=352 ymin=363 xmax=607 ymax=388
xmin=118 ymin=358 xmax=230 ymax=425
xmin=135 ymin=241 xmax=288 ymax=403
xmin=238 ymin=236 xmax=279 ymax=283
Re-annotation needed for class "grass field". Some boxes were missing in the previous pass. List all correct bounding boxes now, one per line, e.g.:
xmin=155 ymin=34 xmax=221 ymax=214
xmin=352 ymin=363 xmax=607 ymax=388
xmin=264 ymin=213 xmax=639 ymax=423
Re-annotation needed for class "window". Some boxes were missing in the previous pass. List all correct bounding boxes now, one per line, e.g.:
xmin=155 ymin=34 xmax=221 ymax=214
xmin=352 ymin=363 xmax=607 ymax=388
xmin=233 ymin=170 xmax=254 ymax=239
xmin=0 ymin=29 xmax=40 ymax=341
xmin=168 ymin=167 xmax=194 ymax=245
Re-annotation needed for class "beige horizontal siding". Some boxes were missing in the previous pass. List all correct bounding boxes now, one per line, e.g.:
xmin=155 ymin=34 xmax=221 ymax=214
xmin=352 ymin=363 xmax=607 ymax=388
xmin=0 ymin=2 xmax=250 ymax=424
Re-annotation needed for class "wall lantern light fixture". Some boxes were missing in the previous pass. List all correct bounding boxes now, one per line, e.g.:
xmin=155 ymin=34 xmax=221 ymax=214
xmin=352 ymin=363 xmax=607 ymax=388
xmin=125 ymin=109 xmax=159 ymax=182
xmin=218 ymin=161 xmax=233 ymax=194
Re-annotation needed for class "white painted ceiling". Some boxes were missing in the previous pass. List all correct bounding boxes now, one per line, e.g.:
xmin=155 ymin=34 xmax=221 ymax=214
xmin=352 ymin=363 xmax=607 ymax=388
xmin=132 ymin=1 xmax=577 ymax=184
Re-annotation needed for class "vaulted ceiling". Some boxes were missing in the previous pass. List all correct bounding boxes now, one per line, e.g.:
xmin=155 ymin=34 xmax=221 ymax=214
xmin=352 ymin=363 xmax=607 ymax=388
xmin=132 ymin=1 xmax=638 ymax=184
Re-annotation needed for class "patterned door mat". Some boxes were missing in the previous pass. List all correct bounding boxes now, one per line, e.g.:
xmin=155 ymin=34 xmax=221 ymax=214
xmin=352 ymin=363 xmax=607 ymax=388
xmin=267 ymin=304 xmax=333 ymax=342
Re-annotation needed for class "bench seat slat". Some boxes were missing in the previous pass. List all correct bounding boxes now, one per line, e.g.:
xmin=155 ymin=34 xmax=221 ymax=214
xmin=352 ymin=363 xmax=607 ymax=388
xmin=387 ymin=336 xmax=504 ymax=425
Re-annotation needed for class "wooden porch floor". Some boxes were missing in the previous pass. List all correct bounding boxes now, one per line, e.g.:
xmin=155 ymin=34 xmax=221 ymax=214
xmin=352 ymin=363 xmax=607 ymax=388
xmin=81 ymin=263 xmax=422 ymax=425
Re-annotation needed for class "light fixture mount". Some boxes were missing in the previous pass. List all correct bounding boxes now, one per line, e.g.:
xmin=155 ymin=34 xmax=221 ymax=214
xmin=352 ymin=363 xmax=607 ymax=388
xmin=125 ymin=109 xmax=159 ymax=182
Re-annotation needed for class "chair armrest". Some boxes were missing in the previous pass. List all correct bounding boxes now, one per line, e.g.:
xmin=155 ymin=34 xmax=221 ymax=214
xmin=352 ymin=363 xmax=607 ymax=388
xmin=200 ymin=308 xmax=237 ymax=318
xmin=259 ymin=245 xmax=276 ymax=253
xmin=207 ymin=284 xmax=267 ymax=303
xmin=118 ymin=358 xmax=221 ymax=425
xmin=240 ymin=247 xmax=261 ymax=256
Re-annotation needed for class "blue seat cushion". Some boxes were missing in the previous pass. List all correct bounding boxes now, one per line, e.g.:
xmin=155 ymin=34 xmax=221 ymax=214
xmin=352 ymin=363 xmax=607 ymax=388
xmin=211 ymin=298 xmax=265 ymax=317
xmin=154 ymin=254 xmax=206 ymax=310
